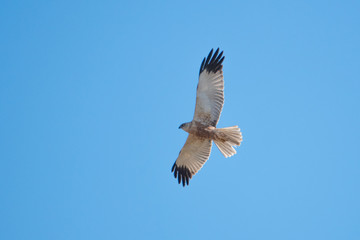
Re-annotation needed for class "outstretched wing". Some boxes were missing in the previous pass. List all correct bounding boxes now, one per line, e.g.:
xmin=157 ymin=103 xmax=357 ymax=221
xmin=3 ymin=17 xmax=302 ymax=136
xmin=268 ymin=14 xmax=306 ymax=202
xmin=193 ymin=48 xmax=225 ymax=126
xmin=172 ymin=134 xmax=212 ymax=186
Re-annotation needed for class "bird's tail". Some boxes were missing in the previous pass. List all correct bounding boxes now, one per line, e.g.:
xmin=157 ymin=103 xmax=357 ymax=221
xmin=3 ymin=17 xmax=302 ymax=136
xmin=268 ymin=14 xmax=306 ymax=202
xmin=213 ymin=126 xmax=242 ymax=158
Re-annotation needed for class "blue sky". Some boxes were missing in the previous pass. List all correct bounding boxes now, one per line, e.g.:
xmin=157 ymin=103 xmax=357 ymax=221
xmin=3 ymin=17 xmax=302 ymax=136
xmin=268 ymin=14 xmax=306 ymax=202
xmin=1 ymin=0 xmax=359 ymax=239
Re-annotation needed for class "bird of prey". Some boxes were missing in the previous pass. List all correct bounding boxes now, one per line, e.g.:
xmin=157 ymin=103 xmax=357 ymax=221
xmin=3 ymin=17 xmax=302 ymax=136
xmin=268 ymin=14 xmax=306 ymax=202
xmin=172 ymin=48 xmax=243 ymax=187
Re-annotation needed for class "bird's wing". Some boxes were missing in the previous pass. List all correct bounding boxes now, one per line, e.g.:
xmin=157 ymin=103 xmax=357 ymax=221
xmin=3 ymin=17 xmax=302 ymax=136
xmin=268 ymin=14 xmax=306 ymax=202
xmin=172 ymin=134 xmax=212 ymax=186
xmin=193 ymin=48 xmax=225 ymax=126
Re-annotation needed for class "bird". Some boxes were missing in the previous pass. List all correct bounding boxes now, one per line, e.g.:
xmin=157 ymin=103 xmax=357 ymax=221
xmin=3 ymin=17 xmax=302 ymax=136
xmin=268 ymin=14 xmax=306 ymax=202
xmin=172 ymin=48 xmax=243 ymax=187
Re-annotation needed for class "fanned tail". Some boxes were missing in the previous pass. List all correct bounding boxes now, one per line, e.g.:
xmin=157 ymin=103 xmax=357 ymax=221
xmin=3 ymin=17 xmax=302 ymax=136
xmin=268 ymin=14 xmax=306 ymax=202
xmin=213 ymin=126 xmax=242 ymax=158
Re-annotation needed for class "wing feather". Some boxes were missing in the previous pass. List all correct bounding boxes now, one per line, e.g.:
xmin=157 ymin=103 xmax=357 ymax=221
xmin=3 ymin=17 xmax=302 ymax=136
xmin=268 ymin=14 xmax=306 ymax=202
xmin=171 ymin=134 xmax=212 ymax=186
xmin=194 ymin=48 xmax=225 ymax=126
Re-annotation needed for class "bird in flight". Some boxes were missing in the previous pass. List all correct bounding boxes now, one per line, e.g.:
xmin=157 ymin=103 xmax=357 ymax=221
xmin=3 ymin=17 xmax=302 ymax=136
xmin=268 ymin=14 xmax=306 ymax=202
xmin=172 ymin=48 xmax=243 ymax=187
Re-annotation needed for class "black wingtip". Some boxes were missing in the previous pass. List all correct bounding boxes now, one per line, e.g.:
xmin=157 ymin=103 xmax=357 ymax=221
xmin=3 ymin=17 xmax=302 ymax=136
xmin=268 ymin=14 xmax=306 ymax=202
xmin=199 ymin=48 xmax=224 ymax=75
xmin=199 ymin=57 xmax=206 ymax=75
xmin=171 ymin=163 xmax=192 ymax=187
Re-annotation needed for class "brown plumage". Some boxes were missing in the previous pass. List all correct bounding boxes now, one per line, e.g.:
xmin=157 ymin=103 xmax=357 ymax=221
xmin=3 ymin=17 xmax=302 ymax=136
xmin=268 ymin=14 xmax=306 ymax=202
xmin=172 ymin=48 xmax=243 ymax=187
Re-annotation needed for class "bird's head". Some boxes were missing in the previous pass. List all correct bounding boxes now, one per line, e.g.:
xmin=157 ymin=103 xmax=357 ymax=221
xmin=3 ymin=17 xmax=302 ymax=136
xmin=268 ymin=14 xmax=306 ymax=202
xmin=179 ymin=122 xmax=191 ymax=132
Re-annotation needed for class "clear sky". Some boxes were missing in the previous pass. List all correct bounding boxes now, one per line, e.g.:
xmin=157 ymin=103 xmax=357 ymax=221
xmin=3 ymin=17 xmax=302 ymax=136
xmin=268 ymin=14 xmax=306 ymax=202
xmin=1 ymin=1 xmax=359 ymax=239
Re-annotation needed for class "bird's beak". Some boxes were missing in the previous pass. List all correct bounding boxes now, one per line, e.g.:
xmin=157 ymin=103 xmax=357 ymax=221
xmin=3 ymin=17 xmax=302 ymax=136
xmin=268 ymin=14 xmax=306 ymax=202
xmin=178 ymin=126 xmax=181 ymax=129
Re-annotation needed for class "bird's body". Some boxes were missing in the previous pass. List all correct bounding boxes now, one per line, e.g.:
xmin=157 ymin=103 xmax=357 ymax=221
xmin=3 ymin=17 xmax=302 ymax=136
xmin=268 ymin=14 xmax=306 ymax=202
xmin=179 ymin=121 xmax=215 ymax=139
xmin=181 ymin=121 xmax=241 ymax=147
xmin=172 ymin=48 xmax=242 ymax=186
